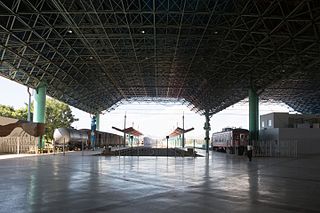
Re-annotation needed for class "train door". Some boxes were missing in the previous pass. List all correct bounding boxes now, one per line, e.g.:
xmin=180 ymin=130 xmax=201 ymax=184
xmin=232 ymin=132 xmax=242 ymax=155
xmin=240 ymin=134 xmax=245 ymax=146
xmin=238 ymin=133 xmax=246 ymax=155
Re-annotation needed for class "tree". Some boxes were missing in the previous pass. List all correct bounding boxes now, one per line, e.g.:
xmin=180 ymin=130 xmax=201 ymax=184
xmin=0 ymin=105 xmax=16 ymax=118
xmin=44 ymin=99 xmax=78 ymax=142
xmin=0 ymin=98 xmax=78 ymax=142
xmin=15 ymin=104 xmax=29 ymax=120
xmin=0 ymin=104 xmax=28 ymax=120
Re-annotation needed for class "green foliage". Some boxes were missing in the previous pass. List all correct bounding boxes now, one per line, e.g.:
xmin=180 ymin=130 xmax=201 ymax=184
xmin=0 ymin=105 xmax=16 ymax=118
xmin=0 ymin=99 xmax=78 ymax=142
xmin=0 ymin=104 xmax=28 ymax=120
xmin=44 ymin=99 xmax=78 ymax=142
xmin=15 ymin=104 xmax=29 ymax=120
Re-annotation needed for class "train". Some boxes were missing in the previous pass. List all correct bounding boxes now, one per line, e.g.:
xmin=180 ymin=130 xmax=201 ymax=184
xmin=53 ymin=128 xmax=88 ymax=150
xmin=53 ymin=128 xmax=123 ymax=150
xmin=143 ymin=137 xmax=158 ymax=147
xmin=211 ymin=128 xmax=249 ymax=155
xmin=81 ymin=129 xmax=123 ymax=148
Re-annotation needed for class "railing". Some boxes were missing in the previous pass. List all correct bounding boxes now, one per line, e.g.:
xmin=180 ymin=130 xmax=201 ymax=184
xmin=113 ymin=147 xmax=196 ymax=157
xmin=252 ymin=140 xmax=298 ymax=158
xmin=185 ymin=139 xmax=206 ymax=149
xmin=113 ymin=141 xmax=297 ymax=158
xmin=174 ymin=148 xmax=188 ymax=157
xmin=0 ymin=135 xmax=38 ymax=154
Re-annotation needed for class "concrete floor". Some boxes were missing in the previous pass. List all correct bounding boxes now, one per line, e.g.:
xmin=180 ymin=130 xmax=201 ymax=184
xmin=0 ymin=151 xmax=320 ymax=213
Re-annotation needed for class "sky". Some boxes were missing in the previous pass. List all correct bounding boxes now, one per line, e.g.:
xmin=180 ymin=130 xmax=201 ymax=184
xmin=0 ymin=76 xmax=296 ymax=139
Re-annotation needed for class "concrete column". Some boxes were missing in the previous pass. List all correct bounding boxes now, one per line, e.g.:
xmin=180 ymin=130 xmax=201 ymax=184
xmin=33 ymin=84 xmax=46 ymax=149
xmin=204 ymin=110 xmax=211 ymax=154
xmin=95 ymin=113 xmax=100 ymax=131
xmin=33 ymin=84 xmax=46 ymax=123
xmin=249 ymin=87 xmax=259 ymax=145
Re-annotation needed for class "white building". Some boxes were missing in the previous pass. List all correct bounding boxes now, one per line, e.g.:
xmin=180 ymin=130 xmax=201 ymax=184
xmin=259 ymin=112 xmax=320 ymax=155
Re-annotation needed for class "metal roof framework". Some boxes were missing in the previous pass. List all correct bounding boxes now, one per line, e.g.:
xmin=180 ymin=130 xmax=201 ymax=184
xmin=0 ymin=0 xmax=320 ymax=115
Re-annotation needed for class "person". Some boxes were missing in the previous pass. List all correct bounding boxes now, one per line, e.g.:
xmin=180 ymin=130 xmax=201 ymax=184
xmin=247 ymin=145 xmax=253 ymax=161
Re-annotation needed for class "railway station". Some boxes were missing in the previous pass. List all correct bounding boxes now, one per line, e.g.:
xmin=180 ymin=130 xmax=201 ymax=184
xmin=1 ymin=0 xmax=320 ymax=212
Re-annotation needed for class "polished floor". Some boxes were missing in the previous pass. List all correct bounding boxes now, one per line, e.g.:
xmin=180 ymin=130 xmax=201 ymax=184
xmin=0 ymin=150 xmax=320 ymax=213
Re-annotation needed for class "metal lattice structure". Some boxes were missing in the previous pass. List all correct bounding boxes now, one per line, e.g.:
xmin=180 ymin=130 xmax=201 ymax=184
xmin=0 ymin=0 xmax=320 ymax=115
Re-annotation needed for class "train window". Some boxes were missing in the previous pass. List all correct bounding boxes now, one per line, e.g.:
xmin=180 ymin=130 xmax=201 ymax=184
xmin=268 ymin=120 xmax=272 ymax=126
xmin=261 ymin=121 xmax=265 ymax=128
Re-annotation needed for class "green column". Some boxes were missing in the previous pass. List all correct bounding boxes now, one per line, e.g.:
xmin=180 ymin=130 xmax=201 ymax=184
xmin=204 ymin=110 xmax=211 ymax=154
xmin=33 ymin=84 xmax=46 ymax=148
xmin=95 ymin=113 xmax=100 ymax=131
xmin=249 ymin=87 xmax=259 ymax=145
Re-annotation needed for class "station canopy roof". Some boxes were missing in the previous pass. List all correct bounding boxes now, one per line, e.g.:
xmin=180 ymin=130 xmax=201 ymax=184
xmin=1 ymin=0 xmax=320 ymax=115
xmin=169 ymin=127 xmax=194 ymax=137
xmin=112 ymin=126 xmax=143 ymax=137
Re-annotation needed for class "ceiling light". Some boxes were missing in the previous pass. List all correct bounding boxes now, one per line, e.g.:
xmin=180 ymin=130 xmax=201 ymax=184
xmin=214 ymin=31 xmax=218 ymax=35
xmin=141 ymin=30 xmax=145 ymax=34
xmin=67 ymin=29 xmax=73 ymax=34
xmin=89 ymin=56 xmax=93 ymax=60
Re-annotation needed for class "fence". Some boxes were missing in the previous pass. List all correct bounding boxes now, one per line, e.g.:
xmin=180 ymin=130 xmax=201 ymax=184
xmin=252 ymin=140 xmax=298 ymax=158
xmin=185 ymin=139 xmax=206 ymax=148
xmin=0 ymin=133 xmax=39 ymax=154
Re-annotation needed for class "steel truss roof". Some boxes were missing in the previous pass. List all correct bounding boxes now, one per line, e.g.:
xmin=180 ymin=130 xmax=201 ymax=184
xmin=0 ymin=0 xmax=320 ymax=115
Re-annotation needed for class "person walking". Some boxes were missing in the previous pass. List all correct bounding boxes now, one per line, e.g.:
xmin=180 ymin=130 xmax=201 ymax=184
xmin=247 ymin=145 xmax=253 ymax=161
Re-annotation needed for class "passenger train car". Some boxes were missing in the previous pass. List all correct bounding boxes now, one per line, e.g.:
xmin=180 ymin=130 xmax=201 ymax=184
xmin=211 ymin=128 xmax=249 ymax=155
xmin=53 ymin=128 xmax=123 ymax=150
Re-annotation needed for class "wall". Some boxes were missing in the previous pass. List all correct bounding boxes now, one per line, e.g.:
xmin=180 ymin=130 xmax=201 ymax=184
xmin=260 ymin=128 xmax=320 ymax=155
xmin=279 ymin=128 xmax=320 ymax=155
xmin=259 ymin=128 xmax=279 ymax=141
xmin=260 ymin=112 xmax=291 ymax=129
xmin=273 ymin=113 xmax=289 ymax=128
xmin=259 ymin=113 xmax=320 ymax=155
xmin=0 ymin=116 xmax=39 ymax=153
xmin=260 ymin=113 xmax=275 ymax=129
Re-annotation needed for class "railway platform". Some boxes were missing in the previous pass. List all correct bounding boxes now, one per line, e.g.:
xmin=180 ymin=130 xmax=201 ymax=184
xmin=0 ymin=151 xmax=320 ymax=212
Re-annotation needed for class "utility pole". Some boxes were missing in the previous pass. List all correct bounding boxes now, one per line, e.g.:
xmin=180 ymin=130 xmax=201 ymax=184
xmin=182 ymin=112 xmax=185 ymax=148
xmin=166 ymin=136 xmax=169 ymax=157
xmin=123 ymin=112 xmax=127 ymax=147
xmin=27 ymin=87 xmax=32 ymax=122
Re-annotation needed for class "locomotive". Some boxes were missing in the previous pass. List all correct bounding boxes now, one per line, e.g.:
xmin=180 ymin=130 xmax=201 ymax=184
xmin=53 ymin=128 xmax=123 ymax=150
xmin=211 ymin=128 xmax=249 ymax=155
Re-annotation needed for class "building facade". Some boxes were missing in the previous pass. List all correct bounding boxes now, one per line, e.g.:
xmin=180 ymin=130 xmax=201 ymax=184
xmin=259 ymin=113 xmax=320 ymax=155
